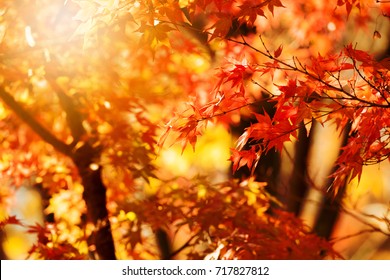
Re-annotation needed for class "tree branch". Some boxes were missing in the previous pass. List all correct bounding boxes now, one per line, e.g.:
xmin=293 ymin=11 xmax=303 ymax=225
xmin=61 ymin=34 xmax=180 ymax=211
xmin=45 ymin=70 xmax=86 ymax=145
xmin=0 ymin=86 xmax=72 ymax=156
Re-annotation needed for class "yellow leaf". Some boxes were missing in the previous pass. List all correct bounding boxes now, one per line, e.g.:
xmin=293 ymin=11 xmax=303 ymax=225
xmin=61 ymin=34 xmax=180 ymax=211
xmin=126 ymin=211 xmax=137 ymax=221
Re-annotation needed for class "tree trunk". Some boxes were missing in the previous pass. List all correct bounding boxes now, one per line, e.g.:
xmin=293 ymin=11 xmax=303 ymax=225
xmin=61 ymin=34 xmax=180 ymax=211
xmin=72 ymin=143 xmax=116 ymax=260
xmin=0 ymin=86 xmax=117 ymax=259
xmin=0 ymin=230 xmax=7 ymax=260
xmin=286 ymin=122 xmax=314 ymax=215
xmin=314 ymin=122 xmax=352 ymax=239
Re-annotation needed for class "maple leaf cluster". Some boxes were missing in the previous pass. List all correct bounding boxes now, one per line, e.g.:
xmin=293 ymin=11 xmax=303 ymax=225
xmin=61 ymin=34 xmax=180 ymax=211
xmin=26 ymin=223 xmax=87 ymax=260
xmin=150 ymin=0 xmax=390 ymax=193
xmin=113 ymin=177 xmax=340 ymax=259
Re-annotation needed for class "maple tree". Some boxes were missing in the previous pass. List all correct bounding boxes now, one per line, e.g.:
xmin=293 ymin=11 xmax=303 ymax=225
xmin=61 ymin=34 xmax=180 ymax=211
xmin=1 ymin=0 xmax=390 ymax=260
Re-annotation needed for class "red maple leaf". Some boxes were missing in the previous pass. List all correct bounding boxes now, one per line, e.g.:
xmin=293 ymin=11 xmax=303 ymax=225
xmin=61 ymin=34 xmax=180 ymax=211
xmin=0 ymin=216 xmax=23 ymax=229
xmin=230 ymin=146 xmax=259 ymax=173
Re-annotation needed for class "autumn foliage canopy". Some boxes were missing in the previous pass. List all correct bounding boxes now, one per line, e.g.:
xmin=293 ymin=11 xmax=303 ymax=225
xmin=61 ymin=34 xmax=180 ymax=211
xmin=0 ymin=0 xmax=390 ymax=259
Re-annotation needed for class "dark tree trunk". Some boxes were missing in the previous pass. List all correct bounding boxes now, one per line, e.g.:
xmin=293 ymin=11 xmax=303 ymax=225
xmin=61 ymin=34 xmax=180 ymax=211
xmin=313 ymin=183 xmax=346 ymax=239
xmin=0 ymin=86 xmax=117 ymax=259
xmin=47 ymin=73 xmax=117 ymax=259
xmin=286 ymin=122 xmax=314 ymax=215
xmin=314 ymin=122 xmax=352 ymax=239
xmin=155 ymin=228 xmax=172 ymax=260
xmin=72 ymin=143 xmax=116 ymax=260
xmin=0 ymin=230 xmax=7 ymax=260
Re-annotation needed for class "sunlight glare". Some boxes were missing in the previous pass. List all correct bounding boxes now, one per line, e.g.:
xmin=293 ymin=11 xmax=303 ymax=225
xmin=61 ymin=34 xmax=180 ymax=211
xmin=103 ymin=101 xmax=112 ymax=109
xmin=161 ymin=149 xmax=190 ymax=174
xmin=0 ymin=103 xmax=6 ymax=120
xmin=24 ymin=26 xmax=36 ymax=47
xmin=133 ymin=1 xmax=140 ymax=8
xmin=89 ymin=163 xmax=100 ymax=171
xmin=327 ymin=22 xmax=336 ymax=32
